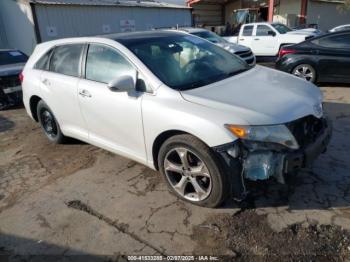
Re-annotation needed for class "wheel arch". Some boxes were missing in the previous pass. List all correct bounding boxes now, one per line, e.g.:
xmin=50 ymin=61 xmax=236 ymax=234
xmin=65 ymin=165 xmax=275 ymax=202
xmin=29 ymin=95 xmax=42 ymax=122
xmin=152 ymin=129 xmax=211 ymax=170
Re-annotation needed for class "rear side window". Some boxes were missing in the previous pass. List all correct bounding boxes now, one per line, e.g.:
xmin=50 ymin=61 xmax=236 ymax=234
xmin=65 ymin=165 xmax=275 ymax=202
xmin=312 ymin=34 xmax=350 ymax=49
xmin=242 ymin=25 xmax=253 ymax=36
xmin=50 ymin=44 xmax=84 ymax=77
xmin=85 ymin=44 xmax=135 ymax=84
xmin=256 ymin=25 xmax=271 ymax=36
xmin=35 ymin=49 xmax=52 ymax=70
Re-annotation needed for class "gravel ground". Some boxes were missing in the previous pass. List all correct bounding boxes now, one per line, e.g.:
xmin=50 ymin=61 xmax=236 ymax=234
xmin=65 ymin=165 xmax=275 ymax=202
xmin=0 ymin=82 xmax=349 ymax=260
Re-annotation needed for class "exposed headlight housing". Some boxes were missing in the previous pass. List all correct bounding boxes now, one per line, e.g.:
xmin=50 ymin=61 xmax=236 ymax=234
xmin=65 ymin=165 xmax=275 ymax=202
xmin=225 ymin=124 xmax=299 ymax=150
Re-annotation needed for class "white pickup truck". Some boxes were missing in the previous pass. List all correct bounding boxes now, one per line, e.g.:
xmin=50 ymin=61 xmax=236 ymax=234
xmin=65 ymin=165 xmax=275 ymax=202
xmin=224 ymin=22 xmax=321 ymax=56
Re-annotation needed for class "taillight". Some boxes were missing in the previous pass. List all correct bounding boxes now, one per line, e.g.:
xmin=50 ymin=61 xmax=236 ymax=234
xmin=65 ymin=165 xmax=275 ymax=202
xmin=19 ymin=72 xmax=24 ymax=83
xmin=278 ymin=49 xmax=297 ymax=58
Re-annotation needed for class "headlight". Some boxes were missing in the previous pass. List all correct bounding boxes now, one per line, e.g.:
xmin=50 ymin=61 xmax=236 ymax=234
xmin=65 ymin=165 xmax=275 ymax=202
xmin=225 ymin=124 xmax=299 ymax=149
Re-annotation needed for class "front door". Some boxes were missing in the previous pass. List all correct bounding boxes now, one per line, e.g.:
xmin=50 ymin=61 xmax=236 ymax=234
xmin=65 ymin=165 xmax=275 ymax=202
xmin=78 ymin=44 xmax=146 ymax=163
xmin=252 ymin=25 xmax=278 ymax=56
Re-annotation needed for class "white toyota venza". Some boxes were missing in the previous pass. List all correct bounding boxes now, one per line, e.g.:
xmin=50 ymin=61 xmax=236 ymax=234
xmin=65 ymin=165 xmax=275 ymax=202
xmin=22 ymin=31 xmax=332 ymax=207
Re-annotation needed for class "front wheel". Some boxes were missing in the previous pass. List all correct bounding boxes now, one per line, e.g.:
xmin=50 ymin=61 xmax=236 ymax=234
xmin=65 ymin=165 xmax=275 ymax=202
xmin=292 ymin=64 xmax=317 ymax=83
xmin=158 ymin=134 xmax=229 ymax=207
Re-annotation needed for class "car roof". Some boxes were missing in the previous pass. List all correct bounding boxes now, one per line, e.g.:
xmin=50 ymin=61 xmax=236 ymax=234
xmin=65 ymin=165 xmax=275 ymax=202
xmin=310 ymin=29 xmax=350 ymax=40
xmin=243 ymin=22 xmax=285 ymax=26
xmin=177 ymin=27 xmax=208 ymax=33
xmin=102 ymin=30 xmax=186 ymax=41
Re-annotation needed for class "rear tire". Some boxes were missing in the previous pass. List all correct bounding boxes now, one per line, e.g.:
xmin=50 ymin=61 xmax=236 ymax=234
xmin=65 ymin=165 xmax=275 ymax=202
xmin=292 ymin=64 xmax=317 ymax=83
xmin=37 ymin=100 xmax=66 ymax=144
xmin=158 ymin=134 xmax=229 ymax=208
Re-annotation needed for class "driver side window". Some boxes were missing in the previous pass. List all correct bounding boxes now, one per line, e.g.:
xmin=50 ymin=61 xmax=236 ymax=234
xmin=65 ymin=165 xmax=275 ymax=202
xmin=256 ymin=25 xmax=272 ymax=36
xmin=85 ymin=44 xmax=135 ymax=84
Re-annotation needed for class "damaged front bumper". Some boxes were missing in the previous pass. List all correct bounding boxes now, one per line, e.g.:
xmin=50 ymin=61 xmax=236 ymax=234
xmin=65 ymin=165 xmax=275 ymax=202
xmin=213 ymin=117 xmax=332 ymax=199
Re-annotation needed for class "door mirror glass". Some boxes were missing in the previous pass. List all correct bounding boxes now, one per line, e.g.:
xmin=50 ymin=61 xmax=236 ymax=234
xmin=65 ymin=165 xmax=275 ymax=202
xmin=268 ymin=30 xmax=276 ymax=37
xmin=108 ymin=75 xmax=135 ymax=92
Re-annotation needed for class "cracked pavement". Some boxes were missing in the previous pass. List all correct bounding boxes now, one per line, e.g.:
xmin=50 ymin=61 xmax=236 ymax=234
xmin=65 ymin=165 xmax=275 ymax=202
xmin=0 ymin=85 xmax=349 ymax=258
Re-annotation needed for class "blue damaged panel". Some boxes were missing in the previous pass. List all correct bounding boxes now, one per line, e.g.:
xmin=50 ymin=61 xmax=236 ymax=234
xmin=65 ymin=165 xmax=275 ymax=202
xmin=243 ymin=151 xmax=285 ymax=181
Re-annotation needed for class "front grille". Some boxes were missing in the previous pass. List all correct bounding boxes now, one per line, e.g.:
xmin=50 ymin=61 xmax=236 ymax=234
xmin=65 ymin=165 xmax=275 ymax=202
xmin=286 ymin=115 xmax=326 ymax=148
xmin=245 ymin=57 xmax=255 ymax=65
xmin=235 ymin=50 xmax=253 ymax=59
xmin=0 ymin=75 xmax=21 ymax=88
xmin=0 ymin=74 xmax=22 ymax=106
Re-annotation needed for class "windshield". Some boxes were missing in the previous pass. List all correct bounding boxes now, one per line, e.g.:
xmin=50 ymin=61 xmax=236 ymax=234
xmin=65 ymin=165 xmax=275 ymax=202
xmin=123 ymin=34 xmax=250 ymax=90
xmin=191 ymin=31 xmax=226 ymax=44
xmin=271 ymin=24 xmax=292 ymax=34
xmin=0 ymin=51 xmax=27 ymax=66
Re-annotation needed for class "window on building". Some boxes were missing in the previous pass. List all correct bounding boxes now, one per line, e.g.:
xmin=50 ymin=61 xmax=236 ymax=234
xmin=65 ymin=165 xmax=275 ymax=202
xmin=312 ymin=33 xmax=350 ymax=49
xmin=256 ymin=25 xmax=272 ymax=36
xmin=242 ymin=25 xmax=253 ymax=36
xmin=85 ymin=44 xmax=136 ymax=84
xmin=50 ymin=44 xmax=83 ymax=77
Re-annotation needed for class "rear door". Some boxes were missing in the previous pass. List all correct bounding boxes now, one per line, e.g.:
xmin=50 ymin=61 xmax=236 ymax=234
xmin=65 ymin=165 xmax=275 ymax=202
xmin=40 ymin=44 xmax=88 ymax=140
xmin=238 ymin=25 xmax=254 ymax=50
xmin=252 ymin=25 xmax=279 ymax=56
xmin=312 ymin=33 xmax=350 ymax=82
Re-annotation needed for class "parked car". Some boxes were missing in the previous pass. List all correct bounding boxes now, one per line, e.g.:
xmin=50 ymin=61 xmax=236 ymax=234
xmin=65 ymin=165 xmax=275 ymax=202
xmin=276 ymin=31 xmax=350 ymax=83
xmin=0 ymin=49 xmax=28 ymax=110
xmin=22 ymin=31 xmax=332 ymax=207
xmin=178 ymin=28 xmax=256 ymax=66
xmin=224 ymin=22 xmax=320 ymax=56
xmin=329 ymin=24 xmax=350 ymax=32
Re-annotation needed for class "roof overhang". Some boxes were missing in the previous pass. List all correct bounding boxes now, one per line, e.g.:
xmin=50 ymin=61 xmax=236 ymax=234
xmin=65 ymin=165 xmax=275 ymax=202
xmin=28 ymin=0 xmax=191 ymax=9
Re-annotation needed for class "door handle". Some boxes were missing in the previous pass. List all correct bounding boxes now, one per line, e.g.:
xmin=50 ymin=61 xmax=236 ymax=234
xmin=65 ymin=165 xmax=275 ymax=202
xmin=42 ymin=78 xmax=50 ymax=86
xmin=79 ymin=89 xmax=92 ymax=98
xmin=254 ymin=38 xmax=260 ymax=41
xmin=239 ymin=39 xmax=245 ymax=41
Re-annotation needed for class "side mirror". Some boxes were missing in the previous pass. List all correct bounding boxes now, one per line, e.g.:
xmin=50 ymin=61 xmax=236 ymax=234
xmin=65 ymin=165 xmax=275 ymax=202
xmin=268 ymin=30 xmax=276 ymax=37
xmin=107 ymin=75 xmax=135 ymax=92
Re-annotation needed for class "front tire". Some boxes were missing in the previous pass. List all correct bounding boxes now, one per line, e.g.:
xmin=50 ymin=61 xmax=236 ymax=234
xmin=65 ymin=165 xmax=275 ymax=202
xmin=37 ymin=100 xmax=66 ymax=144
xmin=158 ymin=134 xmax=229 ymax=207
xmin=292 ymin=64 xmax=317 ymax=83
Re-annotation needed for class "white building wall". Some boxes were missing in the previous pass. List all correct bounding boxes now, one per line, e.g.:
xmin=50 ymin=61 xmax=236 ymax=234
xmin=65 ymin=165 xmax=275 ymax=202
xmin=0 ymin=0 xmax=37 ymax=55
xmin=34 ymin=5 xmax=192 ymax=42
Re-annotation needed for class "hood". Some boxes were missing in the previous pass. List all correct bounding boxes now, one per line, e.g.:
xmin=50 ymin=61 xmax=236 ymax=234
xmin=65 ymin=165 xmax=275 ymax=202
xmin=180 ymin=66 xmax=323 ymax=125
xmin=216 ymin=42 xmax=250 ymax=54
xmin=287 ymin=28 xmax=321 ymax=36
xmin=0 ymin=63 xmax=25 ymax=77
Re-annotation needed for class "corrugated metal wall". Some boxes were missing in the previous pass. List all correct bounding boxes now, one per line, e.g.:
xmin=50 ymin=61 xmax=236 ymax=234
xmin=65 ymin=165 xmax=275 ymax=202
xmin=308 ymin=1 xmax=350 ymax=31
xmin=0 ymin=1 xmax=37 ymax=55
xmin=35 ymin=5 xmax=192 ymax=42
xmin=0 ymin=12 xmax=9 ymax=49
xmin=192 ymin=3 xmax=223 ymax=26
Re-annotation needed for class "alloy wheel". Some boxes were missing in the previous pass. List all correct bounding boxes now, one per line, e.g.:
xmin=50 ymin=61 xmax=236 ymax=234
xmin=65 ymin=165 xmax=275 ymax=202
xmin=164 ymin=147 xmax=212 ymax=202
xmin=292 ymin=64 xmax=316 ymax=82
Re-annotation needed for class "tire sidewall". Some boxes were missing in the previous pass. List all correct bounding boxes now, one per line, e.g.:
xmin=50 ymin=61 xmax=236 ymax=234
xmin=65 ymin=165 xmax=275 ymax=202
xmin=37 ymin=100 xmax=64 ymax=144
xmin=158 ymin=136 xmax=228 ymax=208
